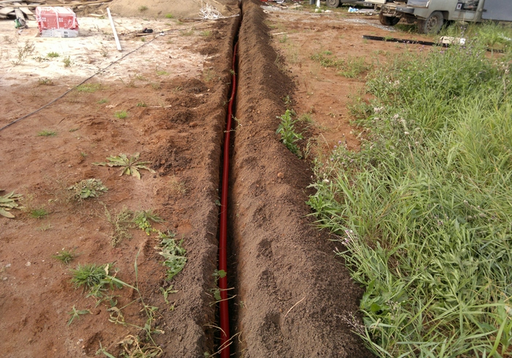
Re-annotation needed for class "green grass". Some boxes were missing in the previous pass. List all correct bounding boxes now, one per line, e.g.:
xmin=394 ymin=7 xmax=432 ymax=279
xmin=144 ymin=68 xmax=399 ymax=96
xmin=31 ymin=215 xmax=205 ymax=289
xmin=53 ymin=249 xmax=76 ymax=264
xmin=307 ymin=30 xmax=512 ymax=357
xmin=30 ymin=208 xmax=48 ymax=219
xmin=47 ymin=52 xmax=59 ymax=58
xmin=165 ymin=13 xmax=174 ymax=19
xmin=310 ymin=51 xmax=370 ymax=78
xmin=114 ymin=110 xmax=128 ymax=119
xmin=70 ymin=263 xmax=123 ymax=299
xmin=76 ymin=83 xmax=102 ymax=93
xmin=37 ymin=130 xmax=57 ymax=137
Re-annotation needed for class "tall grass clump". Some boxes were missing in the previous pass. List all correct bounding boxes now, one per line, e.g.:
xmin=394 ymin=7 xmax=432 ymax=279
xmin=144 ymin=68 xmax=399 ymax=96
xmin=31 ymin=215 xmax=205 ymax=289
xmin=308 ymin=39 xmax=512 ymax=357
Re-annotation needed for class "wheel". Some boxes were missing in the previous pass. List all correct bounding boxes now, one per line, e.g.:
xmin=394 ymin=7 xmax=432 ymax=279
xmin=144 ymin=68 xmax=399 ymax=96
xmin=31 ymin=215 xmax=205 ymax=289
xmin=326 ymin=0 xmax=341 ymax=8
xmin=379 ymin=13 xmax=400 ymax=26
xmin=418 ymin=11 xmax=444 ymax=34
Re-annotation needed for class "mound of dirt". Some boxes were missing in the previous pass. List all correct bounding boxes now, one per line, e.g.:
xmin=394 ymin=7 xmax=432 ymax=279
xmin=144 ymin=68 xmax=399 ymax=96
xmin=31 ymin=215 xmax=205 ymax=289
xmin=110 ymin=0 xmax=240 ymax=19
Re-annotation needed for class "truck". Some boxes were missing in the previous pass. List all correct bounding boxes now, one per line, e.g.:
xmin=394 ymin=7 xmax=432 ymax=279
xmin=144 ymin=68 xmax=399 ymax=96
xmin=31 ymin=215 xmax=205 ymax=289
xmin=373 ymin=0 xmax=512 ymax=34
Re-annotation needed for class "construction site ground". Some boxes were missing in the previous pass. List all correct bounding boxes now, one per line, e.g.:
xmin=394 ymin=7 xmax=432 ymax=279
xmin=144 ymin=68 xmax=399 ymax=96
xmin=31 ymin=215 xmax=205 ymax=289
xmin=0 ymin=1 xmax=433 ymax=357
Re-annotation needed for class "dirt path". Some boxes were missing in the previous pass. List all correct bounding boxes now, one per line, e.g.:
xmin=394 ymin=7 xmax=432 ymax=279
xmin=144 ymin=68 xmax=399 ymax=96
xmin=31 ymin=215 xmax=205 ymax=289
xmin=0 ymin=1 xmax=436 ymax=357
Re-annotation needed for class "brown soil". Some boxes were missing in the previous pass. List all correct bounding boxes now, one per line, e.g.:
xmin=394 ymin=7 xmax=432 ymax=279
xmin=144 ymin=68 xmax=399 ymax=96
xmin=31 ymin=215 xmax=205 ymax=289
xmin=0 ymin=1 xmax=436 ymax=357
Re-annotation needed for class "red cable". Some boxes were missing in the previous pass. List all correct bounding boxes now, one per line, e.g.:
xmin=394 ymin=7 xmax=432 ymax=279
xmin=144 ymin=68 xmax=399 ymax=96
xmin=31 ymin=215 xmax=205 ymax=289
xmin=219 ymin=41 xmax=238 ymax=358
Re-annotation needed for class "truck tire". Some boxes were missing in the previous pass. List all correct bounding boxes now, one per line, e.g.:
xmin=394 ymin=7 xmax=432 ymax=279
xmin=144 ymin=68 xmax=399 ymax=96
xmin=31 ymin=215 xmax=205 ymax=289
xmin=326 ymin=0 xmax=341 ymax=8
xmin=418 ymin=11 xmax=444 ymax=34
xmin=379 ymin=13 xmax=400 ymax=26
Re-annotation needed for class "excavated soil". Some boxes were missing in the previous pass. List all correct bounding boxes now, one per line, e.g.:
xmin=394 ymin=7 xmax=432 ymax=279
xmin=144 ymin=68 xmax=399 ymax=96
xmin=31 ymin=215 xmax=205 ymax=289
xmin=0 ymin=0 xmax=437 ymax=357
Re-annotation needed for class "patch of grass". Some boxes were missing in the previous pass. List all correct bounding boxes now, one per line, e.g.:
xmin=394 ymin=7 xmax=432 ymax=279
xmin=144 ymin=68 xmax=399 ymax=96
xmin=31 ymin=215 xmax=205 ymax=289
xmin=38 ymin=78 xmax=54 ymax=86
xmin=67 ymin=306 xmax=90 ymax=325
xmin=276 ymin=109 xmax=303 ymax=158
xmin=136 ymin=101 xmax=147 ymax=107
xmin=53 ymin=249 xmax=77 ymax=264
xmin=94 ymin=153 xmax=155 ymax=179
xmin=76 ymin=83 xmax=102 ymax=93
xmin=200 ymin=30 xmax=211 ymax=37
xmin=151 ymin=82 xmax=161 ymax=90
xmin=30 ymin=208 xmax=48 ymax=219
xmin=337 ymin=56 xmax=371 ymax=78
xmin=307 ymin=39 xmax=512 ymax=357
xmin=157 ymin=231 xmax=187 ymax=281
xmin=203 ymin=68 xmax=216 ymax=82
xmin=180 ymin=29 xmax=194 ymax=36
xmin=165 ymin=13 xmax=174 ymax=19
xmin=98 ymin=98 xmax=108 ymax=104
xmin=134 ymin=210 xmax=163 ymax=235
xmin=138 ymin=5 xmax=148 ymax=12
xmin=0 ymin=190 xmax=22 ymax=218
xmin=114 ymin=110 xmax=128 ymax=119
xmin=279 ymin=34 xmax=288 ymax=43
xmin=156 ymin=70 xmax=168 ymax=76
xmin=70 ymin=263 xmax=123 ymax=299
xmin=47 ymin=52 xmax=59 ymax=58
xmin=68 ymin=178 xmax=108 ymax=202
xmin=63 ymin=56 xmax=71 ymax=67
xmin=37 ymin=130 xmax=57 ymax=137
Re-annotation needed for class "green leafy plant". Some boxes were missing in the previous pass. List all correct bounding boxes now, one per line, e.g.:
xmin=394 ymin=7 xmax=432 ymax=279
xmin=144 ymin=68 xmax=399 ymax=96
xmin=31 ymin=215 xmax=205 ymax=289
xmin=211 ymin=269 xmax=226 ymax=301
xmin=47 ymin=52 xmax=59 ymax=58
xmin=37 ymin=130 xmax=57 ymax=137
xmin=94 ymin=153 xmax=155 ymax=179
xmin=0 ymin=190 xmax=22 ymax=218
xmin=134 ymin=210 xmax=163 ymax=235
xmin=156 ymin=231 xmax=187 ymax=281
xmin=53 ymin=249 xmax=77 ymax=264
xmin=68 ymin=305 xmax=90 ymax=325
xmin=63 ymin=56 xmax=71 ymax=67
xmin=68 ymin=178 xmax=108 ymax=201
xmin=276 ymin=109 xmax=303 ymax=158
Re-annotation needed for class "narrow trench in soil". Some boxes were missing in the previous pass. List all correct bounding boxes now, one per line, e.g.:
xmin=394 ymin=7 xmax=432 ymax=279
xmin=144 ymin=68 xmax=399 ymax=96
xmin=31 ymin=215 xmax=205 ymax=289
xmin=216 ymin=2 xmax=242 ymax=357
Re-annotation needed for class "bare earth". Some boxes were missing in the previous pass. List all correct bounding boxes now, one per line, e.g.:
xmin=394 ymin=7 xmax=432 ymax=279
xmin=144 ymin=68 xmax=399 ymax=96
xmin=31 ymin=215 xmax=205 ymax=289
xmin=0 ymin=1 xmax=434 ymax=357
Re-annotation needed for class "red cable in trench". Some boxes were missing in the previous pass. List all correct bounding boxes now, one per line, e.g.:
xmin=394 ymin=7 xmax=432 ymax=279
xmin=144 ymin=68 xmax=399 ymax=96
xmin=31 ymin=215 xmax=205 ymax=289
xmin=219 ymin=41 xmax=238 ymax=358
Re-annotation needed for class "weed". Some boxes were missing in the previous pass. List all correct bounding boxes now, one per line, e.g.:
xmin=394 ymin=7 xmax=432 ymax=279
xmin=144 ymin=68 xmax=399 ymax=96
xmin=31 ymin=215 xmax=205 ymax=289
xmin=156 ymin=231 xmax=187 ymax=281
xmin=165 ymin=13 xmax=174 ymax=19
xmin=98 ymin=98 xmax=108 ymax=104
xmin=160 ymin=286 xmax=177 ymax=305
xmin=168 ymin=176 xmax=186 ymax=196
xmin=103 ymin=206 xmax=135 ymax=247
xmin=37 ymin=223 xmax=52 ymax=231
xmin=47 ymin=52 xmax=59 ymax=58
xmin=11 ymin=41 xmax=35 ymax=65
xmin=200 ymin=30 xmax=211 ymax=37
xmin=53 ymin=249 xmax=76 ymax=264
xmin=38 ymin=78 xmax=54 ymax=86
xmin=307 ymin=39 xmax=512 ymax=357
xmin=68 ymin=178 xmax=108 ymax=201
xmin=134 ymin=210 xmax=163 ymax=235
xmin=114 ymin=110 xmax=128 ymax=119
xmin=210 ymin=269 xmax=226 ymax=301
xmin=138 ymin=5 xmax=148 ymax=12
xmin=69 ymin=127 xmax=80 ymax=132
xmin=282 ymin=95 xmax=292 ymax=108
xmin=279 ymin=34 xmax=288 ymax=43
xmin=30 ymin=208 xmax=48 ymax=219
xmin=76 ymin=83 xmax=102 ymax=93
xmin=151 ymin=82 xmax=161 ymax=90
xmin=298 ymin=113 xmax=313 ymax=124
xmin=0 ymin=190 xmax=22 ymax=218
xmin=156 ymin=70 xmax=168 ymax=76
xmin=136 ymin=101 xmax=147 ymax=107
xmin=70 ymin=263 xmax=123 ymax=299
xmin=63 ymin=56 xmax=71 ymax=67
xmin=37 ymin=130 xmax=57 ymax=137
xmin=67 ymin=306 xmax=90 ymax=325
xmin=94 ymin=153 xmax=155 ymax=179
xmin=337 ymin=56 xmax=371 ymax=78
xmin=180 ymin=29 xmax=194 ymax=36
xmin=276 ymin=109 xmax=303 ymax=158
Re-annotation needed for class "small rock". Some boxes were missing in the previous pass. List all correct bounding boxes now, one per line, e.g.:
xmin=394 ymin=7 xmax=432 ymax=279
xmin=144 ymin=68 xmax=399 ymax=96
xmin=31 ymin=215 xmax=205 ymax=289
xmin=25 ymin=262 xmax=31 ymax=267
xmin=277 ymin=172 xmax=284 ymax=179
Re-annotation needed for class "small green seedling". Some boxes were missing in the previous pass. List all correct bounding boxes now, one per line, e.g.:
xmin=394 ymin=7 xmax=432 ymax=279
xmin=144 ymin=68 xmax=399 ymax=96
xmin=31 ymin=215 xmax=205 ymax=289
xmin=276 ymin=109 xmax=303 ymax=158
xmin=30 ymin=208 xmax=48 ymax=219
xmin=67 ymin=305 xmax=91 ymax=325
xmin=76 ymin=83 xmax=102 ymax=93
xmin=94 ymin=153 xmax=155 ymax=179
xmin=114 ymin=110 xmax=128 ymax=119
xmin=134 ymin=210 xmax=163 ymax=235
xmin=53 ymin=249 xmax=77 ymax=264
xmin=0 ymin=190 xmax=22 ymax=218
xmin=47 ymin=52 xmax=59 ymax=58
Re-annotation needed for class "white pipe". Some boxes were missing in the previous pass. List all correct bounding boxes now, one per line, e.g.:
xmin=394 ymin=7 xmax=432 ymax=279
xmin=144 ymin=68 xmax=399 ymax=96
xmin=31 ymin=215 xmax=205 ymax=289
xmin=107 ymin=8 xmax=122 ymax=51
